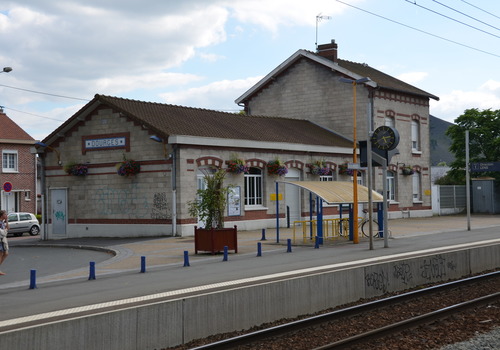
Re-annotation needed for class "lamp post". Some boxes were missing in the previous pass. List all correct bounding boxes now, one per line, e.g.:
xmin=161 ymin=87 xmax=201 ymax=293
xmin=340 ymin=76 xmax=371 ymax=244
xmin=150 ymin=135 xmax=177 ymax=236
xmin=1 ymin=67 xmax=12 ymax=73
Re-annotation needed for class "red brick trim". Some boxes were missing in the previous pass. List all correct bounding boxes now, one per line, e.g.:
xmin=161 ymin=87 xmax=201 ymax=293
xmin=196 ymin=156 xmax=223 ymax=168
xmin=245 ymin=158 xmax=266 ymax=169
xmin=284 ymin=160 xmax=304 ymax=170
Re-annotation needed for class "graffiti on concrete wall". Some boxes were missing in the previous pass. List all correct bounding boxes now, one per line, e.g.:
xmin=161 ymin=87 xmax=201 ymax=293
xmin=93 ymin=184 xmax=149 ymax=218
xmin=151 ymin=192 xmax=169 ymax=219
xmin=393 ymin=262 xmax=413 ymax=285
xmin=92 ymin=184 xmax=170 ymax=219
xmin=365 ymin=254 xmax=458 ymax=292
xmin=365 ymin=270 xmax=389 ymax=293
xmin=420 ymin=254 xmax=448 ymax=280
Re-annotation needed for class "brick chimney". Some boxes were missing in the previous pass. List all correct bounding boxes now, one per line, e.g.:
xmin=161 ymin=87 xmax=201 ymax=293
xmin=317 ymin=39 xmax=338 ymax=62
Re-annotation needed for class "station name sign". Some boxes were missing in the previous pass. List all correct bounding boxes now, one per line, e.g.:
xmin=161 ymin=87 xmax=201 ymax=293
xmin=85 ymin=137 xmax=126 ymax=149
xmin=82 ymin=133 xmax=130 ymax=154
xmin=470 ymin=162 xmax=500 ymax=172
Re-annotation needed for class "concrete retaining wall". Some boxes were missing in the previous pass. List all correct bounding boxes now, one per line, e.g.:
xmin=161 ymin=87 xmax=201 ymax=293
xmin=1 ymin=243 xmax=498 ymax=350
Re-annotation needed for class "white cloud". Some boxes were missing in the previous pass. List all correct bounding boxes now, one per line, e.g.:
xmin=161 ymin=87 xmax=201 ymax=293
xmin=159 ymin=76 xmax=263 ymax=111
xmin=430 ymin=80 xmax=500 ymax=123
xmin=396 ymin=72 xmax=428 ymax=85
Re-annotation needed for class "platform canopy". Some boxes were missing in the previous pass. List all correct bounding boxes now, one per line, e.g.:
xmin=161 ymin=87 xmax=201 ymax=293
xmin=280 ymin=181 xmax=384 ymax=205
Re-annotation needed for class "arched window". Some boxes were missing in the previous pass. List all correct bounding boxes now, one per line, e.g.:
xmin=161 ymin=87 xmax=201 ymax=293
xmin=411 ymin=119 xmax=420 ymax=152
xmin=244 ymin=167 xmax=263 ymax=206
xmin=412 ymin=172 xmax=421 ymax=202
xmin=387 ymin=171 xmax=396 ymax=202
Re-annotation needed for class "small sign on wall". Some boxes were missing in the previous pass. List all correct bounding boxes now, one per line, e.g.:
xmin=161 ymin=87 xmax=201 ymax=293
xmin=228 ymin=186 xmax=241 ymax=216
xmin=270 ymin=193 xmax=283 ymax=201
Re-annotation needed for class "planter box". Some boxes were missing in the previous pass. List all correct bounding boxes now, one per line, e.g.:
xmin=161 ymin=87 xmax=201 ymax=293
xmin=194 ymin=225 xmax=238 ymax=254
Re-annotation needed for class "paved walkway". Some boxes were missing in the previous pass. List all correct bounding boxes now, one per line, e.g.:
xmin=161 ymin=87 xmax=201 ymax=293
xmin=13 ymin=214 xmax=500 ymax=284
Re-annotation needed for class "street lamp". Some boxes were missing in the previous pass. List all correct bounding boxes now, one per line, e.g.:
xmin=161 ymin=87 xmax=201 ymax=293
xmin=35 ymin=142 xmax=62 ymax=165
xmin=340 ymin=76 xmax=371 ymax=244
xmin=150 ymin=135 xmax=177 ymax=236
xmin=1 ymin=67 xmax=12 ymax=73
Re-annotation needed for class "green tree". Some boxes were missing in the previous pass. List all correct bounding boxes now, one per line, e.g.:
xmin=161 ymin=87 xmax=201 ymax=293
xmin=446 ymin=108 xmax=500 ymax=183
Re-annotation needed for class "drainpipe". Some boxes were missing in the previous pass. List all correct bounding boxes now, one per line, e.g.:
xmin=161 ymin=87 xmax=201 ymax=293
xmin=171 ymin=144 xmax=177 ymax=236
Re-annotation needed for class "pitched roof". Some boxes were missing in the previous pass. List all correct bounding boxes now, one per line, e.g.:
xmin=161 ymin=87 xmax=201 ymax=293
xmin=43 ymin=94 xmax=353 ymax=149
xmin=0 ymin=111 xmax=35 ymax=142
xmin=235 ymin=49 xmax=439 ymax=104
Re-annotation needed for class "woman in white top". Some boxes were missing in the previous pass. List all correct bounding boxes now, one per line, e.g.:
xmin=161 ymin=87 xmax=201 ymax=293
xmin=0 ymin=210 xmax=10 ymax=275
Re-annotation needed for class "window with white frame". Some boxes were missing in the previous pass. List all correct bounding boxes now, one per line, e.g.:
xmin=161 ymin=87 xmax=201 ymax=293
xmin=244 ymin=167 xmax=263 ymax=206
xmin=411 ymin=120 xmax=420 ymax=151
xmin=387 ymin=171 xmax=396 ymax=201
xmin=385 ymin=116 xmax=395 ymax=128
xmin=412 ymin=172 xmax=421 ymax=201
xmin=25 ymin=191 xmax=31 ymax=201
xmin=2 ymin=150 xmax=18 ymax=172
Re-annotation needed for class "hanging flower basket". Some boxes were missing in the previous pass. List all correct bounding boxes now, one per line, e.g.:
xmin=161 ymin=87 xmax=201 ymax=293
xmin=117 ymin=159 xmax=141 ymax=177
xmin=226 ymin=158 xmax=248 ymax=174
xmin=64 ymin=162 xmax=88 ymax=176
xmin=401 ymin=166 xmax=415 ymax=176
xmin=308 ymin=160 xmax=331 ymax=176
xmin=267 ymin=159 xmax=288 ymax=176
xmin=338 ymin=163 xmax=354 ymax=176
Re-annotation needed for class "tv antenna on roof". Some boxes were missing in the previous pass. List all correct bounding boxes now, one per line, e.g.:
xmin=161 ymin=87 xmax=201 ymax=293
xmin=316 ymin=13 xmax=331 ymax=49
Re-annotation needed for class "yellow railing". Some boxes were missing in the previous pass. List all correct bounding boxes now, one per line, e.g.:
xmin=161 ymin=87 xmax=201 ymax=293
xmin=292 ymin=218 xmax=361 ymax=243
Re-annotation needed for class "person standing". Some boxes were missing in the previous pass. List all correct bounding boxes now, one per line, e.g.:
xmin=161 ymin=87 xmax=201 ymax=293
xmin=0 ymin=210 xmax=9 ymax=275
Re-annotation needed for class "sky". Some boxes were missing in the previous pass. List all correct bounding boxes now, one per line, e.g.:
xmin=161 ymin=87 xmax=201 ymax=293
xmin=0 ymin=0 xmax=499 ymax=141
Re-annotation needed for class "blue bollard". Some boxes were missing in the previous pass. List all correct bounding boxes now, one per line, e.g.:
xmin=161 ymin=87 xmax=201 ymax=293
xmin=287 ymin=239 xmax=292 ymax=253
xmin=223 ymin=246 xmax=228 ymax=261
xmin=140 ymin=256 xmax=146 ymax=273
xmin=314 ymin=237 xmax=320 ymax=249
xmin=183 ymin=251 xmax=190 ymax=267
xmin=89 ymin=261 xmax=96 ymax=280
xmin=261 ymin=228 xmax=267 ymax=241
xmin=29 ymin=269 xmax=37 ymax=289
xmin=257 ymin=242 xmax=262 ymax=257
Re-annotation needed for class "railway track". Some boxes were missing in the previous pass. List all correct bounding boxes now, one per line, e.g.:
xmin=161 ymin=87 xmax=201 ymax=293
xmin=175 ymin=271 xmax=500 ymax=350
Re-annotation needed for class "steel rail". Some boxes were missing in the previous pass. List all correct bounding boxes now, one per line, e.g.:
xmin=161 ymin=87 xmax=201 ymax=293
xmin=190 ymin=271 xmax=499 ymax=350
xmin=313 ymin=292 xmax=499 ymax=350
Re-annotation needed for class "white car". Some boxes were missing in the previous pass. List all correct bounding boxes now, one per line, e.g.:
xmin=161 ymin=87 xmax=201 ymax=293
xmin=7 ymin=212 xmax=40 ymax=237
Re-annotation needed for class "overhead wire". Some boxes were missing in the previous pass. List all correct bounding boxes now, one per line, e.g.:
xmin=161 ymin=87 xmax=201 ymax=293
xmin=460 ymin=0 xmax=500 ymax=21
xmin=404 ymin=0 xmax=500 ymax=39
xmin=0 ymin=84 xmax=89 ymax=101
xmin=335 ymin=0 xmax=500 ymax=59
xmin=431 ymin=0 xmax=500 ymax=32
xmin=2 ymin=106 xmax=65 ymax=122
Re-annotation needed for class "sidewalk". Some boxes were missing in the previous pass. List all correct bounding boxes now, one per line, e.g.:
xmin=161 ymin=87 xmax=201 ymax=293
xmin=18 ymin=214 xmax=500 ymax=283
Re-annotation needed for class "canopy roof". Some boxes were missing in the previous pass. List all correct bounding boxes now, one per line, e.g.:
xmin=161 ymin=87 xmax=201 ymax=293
xmin=282 ymin=181 xmax=383 ymax=205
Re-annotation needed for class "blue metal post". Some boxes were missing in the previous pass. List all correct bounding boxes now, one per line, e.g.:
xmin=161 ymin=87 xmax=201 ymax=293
xmin=140 ymin=256 xmax=146 ymax=273
xmin=223 ymin=246 xmax=228 ymax=261
xmin=309 ymin=192 xmax=313 ymax=238
xmin=317 ymin=195 xmax=323 ymax=245
xmin=89 ymin=261 xmax=96 ymax=280
xmin=257 ymin=242 xmax=262 ymax=257
xmin=29 ymin=269 xmax=37 ymax=289
xmin=287 ymin=238 xmax=292 ymax=252
xmin=261 ymin=228 xmax=267 ymax=241
xmin=276 ymin=182 xmax=280 ymax=243
xmin=183 ymin=251 xmax=190 ymax=267
xmin=314 ymin=237 xmax=320 ymax=249
xmin=377 ymin=202 xmax=384 ymax=237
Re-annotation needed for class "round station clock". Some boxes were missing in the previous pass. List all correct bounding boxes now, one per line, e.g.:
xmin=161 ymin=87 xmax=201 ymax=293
xmin=371 ymin=126 xmax=400 ymax=151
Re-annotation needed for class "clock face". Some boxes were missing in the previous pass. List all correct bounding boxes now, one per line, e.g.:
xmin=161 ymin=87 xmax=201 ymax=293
xmin=371 ymin=126 xmax=400 ymax=150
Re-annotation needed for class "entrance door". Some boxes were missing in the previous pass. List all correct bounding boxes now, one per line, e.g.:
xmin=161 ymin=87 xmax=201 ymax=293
xmin=1 ymin=191 xmax=18 ymax=213
xmin=285 ymin=168 xmax=301 ymax=224
xmin=51 ymin=188 xmax=68 ymax=236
